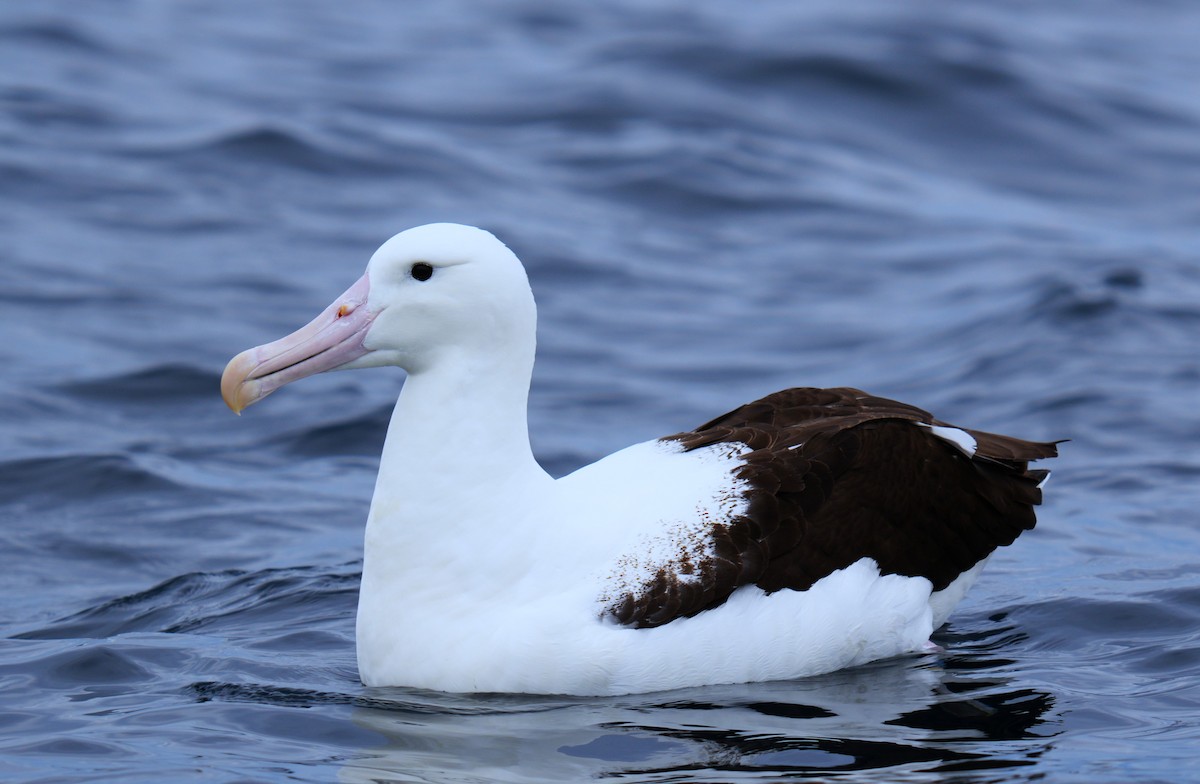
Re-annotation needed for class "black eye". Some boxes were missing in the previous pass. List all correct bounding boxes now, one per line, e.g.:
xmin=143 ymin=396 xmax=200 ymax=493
xmin=410 ymin=262 xmax=434 ymax=281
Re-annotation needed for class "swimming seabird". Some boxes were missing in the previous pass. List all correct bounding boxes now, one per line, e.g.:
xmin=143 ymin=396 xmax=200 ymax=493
xmin=221 ymin=223 xmax=1057 ymax=695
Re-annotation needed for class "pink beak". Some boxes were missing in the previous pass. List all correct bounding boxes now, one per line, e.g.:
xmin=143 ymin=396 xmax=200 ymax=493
xmin=221 ymin=273 xmax=375 ymax=413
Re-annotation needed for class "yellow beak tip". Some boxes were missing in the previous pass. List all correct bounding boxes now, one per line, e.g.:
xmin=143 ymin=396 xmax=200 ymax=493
xmin=220 ymin=351 xmax=258 ymax=415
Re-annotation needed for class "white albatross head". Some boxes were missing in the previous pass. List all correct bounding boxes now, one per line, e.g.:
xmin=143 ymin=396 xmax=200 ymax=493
xmin=220 ymin=223 xmax=536 ymax=413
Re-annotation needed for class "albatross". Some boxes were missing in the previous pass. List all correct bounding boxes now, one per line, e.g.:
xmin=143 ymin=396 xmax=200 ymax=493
xmin=221 ymin=223 xmax=1057 ymax=696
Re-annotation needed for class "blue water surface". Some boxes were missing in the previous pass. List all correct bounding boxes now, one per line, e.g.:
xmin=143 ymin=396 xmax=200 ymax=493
xmin=2 ymin=1 xmax=1199 ymax=781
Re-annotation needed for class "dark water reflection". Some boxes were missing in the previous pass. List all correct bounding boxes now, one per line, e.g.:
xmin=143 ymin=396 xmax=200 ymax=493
xmin=347 ymin=660 xmax=1056 ymax=781
xmin=226 ymin=653 xmax=1058 ymax=782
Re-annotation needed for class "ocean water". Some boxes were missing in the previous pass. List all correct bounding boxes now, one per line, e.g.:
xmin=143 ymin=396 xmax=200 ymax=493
xmin=2 ymin=1 xmax=1199 ymax=781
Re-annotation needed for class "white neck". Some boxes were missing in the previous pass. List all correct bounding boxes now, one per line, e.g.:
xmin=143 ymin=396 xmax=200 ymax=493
xmin=355 ymin=311 xmax=565 ymax=684
xmin=368 ymin=346 xmax=552 ymax=532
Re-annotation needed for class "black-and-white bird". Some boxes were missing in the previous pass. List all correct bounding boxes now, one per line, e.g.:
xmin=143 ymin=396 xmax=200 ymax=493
xmin=222 ymin=223 xmax=1057 ymax=695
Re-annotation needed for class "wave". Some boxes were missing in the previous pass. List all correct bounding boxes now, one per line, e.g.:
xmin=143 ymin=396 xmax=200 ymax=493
xmin=0 ymin=453 xmax=185 ymax=503
xmin=12 ymin=563 xmax=359 ymax=641
xmin=268 ymin=403 xmax=393 ymax=458
xmin=0 ymin=18 xmax=112 ymax=55
xmin=57 ymin=363 xmax=222 ymax=404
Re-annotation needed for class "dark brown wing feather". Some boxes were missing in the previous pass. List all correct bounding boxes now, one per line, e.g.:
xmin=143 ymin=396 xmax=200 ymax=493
xmin=608 ymin=387 xmax=1059 ymax=629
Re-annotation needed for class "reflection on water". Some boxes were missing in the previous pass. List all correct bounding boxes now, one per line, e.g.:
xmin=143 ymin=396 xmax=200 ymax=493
xmin=334 ymin=652 xmax=1054 ymax=782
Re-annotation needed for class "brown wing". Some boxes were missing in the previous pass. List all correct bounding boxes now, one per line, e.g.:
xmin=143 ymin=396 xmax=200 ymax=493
xmin=607 ymin=387 xmax=1059 ymax=629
